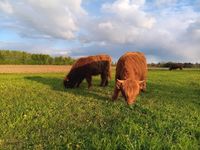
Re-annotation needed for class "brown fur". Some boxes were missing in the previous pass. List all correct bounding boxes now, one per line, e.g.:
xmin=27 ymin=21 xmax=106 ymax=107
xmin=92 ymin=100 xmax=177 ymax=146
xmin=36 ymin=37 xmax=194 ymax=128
xmin=112 ymin=52 xmax=147 ymax=105
xmin=64 ymin=54 xmax=112 ymax=89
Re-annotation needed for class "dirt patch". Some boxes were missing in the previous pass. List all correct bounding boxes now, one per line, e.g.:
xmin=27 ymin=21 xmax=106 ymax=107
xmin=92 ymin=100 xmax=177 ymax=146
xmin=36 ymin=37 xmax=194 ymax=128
xmin=0 ymin=65 xmax=71 ymax=73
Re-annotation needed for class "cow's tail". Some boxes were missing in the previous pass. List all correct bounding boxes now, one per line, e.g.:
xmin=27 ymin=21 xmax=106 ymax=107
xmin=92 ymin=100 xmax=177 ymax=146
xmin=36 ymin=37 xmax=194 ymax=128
xmin=108 ymin=57 xmax=112 ymax=80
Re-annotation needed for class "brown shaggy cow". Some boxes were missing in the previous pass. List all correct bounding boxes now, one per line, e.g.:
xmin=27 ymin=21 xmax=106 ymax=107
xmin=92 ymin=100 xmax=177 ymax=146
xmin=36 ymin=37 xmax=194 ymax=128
xmin=169 ymin=63 xmax=183 ymax=70
xmin=112 ymin=52 xmax=147 ymax=105
xmin=64 ymin=54 xmax=112 ymax=89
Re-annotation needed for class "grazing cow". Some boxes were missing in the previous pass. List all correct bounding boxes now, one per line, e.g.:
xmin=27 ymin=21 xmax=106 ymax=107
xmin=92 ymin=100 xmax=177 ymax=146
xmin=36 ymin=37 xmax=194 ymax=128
xmin=64 ymin=54 xmax=112 ymax=89
xmin=169 ymin=63 xmax=183 ymax=70
xmin=112 ymin=52 xmax=147 ymax=105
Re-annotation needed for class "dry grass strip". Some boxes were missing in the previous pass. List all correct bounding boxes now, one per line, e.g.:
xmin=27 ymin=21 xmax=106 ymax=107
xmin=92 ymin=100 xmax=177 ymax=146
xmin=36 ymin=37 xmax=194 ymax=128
xmin=0 ymin=65 xmax=71 ymax=73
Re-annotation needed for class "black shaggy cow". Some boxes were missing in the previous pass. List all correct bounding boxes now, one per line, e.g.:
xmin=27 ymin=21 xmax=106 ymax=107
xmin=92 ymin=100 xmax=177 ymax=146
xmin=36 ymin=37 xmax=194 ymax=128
xmin=64 ymin=54 xmax=112 ymax=89
xmin=169 ymin=63 xmax=183 ymax=70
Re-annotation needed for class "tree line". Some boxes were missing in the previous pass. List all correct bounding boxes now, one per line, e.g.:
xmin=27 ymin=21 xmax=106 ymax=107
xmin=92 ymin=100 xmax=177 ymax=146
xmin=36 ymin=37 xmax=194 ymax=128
xmin=148 ymin=62 xmax=200 ymax=68
xmin=0 ymin=50 xmax=199 ymax=67
xmin=0 ymin=50 xmax=75 ymax=65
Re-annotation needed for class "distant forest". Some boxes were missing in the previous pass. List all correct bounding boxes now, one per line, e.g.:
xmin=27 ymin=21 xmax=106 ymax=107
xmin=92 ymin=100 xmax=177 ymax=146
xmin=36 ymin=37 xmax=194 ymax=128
xmin=0 ymin=50 xmax=75 ymax=65
xmin=0 ymin=50 xmax=199 ymax=68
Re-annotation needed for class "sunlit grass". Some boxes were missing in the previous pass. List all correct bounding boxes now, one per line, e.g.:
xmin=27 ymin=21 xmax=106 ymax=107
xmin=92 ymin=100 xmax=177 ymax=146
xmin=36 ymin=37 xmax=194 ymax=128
xmin=0 ymin=70 xmax=199 ymax=149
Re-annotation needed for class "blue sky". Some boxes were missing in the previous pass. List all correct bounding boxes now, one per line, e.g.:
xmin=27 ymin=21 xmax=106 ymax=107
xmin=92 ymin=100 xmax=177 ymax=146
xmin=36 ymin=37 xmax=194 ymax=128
xmin=0 ymin=0 xmax=200 ymax=62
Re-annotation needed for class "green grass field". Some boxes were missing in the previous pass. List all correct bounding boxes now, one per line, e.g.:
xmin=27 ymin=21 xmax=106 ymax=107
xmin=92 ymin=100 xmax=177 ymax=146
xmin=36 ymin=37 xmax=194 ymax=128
xmin=0 ymin=70 xmax=200 ymax=149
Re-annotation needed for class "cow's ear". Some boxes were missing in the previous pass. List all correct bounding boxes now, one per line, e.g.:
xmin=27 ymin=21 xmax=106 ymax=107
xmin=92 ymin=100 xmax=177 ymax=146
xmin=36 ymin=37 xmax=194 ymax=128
xmin=116 ymin=79 xmax=124 ymax=89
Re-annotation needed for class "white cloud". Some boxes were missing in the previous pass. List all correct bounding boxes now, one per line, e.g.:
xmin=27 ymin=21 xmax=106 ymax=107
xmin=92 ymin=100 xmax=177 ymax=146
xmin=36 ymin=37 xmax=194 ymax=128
xmin=102 ymin=0 xmax=155 ymax=29
xmin=98 ymin=22 xmax=114 ymax=30
xmin=80 ymin=0 xmax=155 ymax=45
xmin=185 ymin=19 xmax=200 ymax=41
xmin=0 ymin=0 xmax=13 ymax=14
xmin=0 ymin=0 xmax=86 ymax=39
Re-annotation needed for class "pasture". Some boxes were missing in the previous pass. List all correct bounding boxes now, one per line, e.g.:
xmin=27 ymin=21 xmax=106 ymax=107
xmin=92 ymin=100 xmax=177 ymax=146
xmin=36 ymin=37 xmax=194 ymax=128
xmin=0 ymin=69 xmax=199 ymax=149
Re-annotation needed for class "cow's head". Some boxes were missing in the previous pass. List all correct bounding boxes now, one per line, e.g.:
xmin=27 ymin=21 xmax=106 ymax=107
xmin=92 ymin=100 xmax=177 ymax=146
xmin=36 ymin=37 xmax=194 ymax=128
xmin=116 ymin=79 xmax=145 ymax=105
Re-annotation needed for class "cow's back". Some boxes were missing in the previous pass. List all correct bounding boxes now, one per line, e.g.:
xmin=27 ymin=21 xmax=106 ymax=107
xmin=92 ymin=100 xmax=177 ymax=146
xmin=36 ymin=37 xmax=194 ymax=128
xmin=116 ymin=52 xmax=147 ymax=81
xmin=68 ymin=54 xmax=111 ymax=78
xmin=71 ymin=54 xmax=111 ymax=70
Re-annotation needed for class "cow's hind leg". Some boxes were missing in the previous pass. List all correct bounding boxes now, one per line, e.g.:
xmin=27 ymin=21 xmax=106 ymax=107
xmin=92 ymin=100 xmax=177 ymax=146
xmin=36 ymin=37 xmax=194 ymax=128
xmin=100 ymin=74 xmax=103 ymax=86
xmin=86 ymin=75 xmax=92 ymax=89
xmin=100 ymin=73 xmax=108 ymax=87
xmin=105 ymin=79 xmax=108 ymax=86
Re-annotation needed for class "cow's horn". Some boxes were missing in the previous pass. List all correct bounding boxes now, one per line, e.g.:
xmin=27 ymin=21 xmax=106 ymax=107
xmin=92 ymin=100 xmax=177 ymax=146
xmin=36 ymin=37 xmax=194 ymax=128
xmin=64 ymin=77 xmax=69 ymax=81
xmin=139 ymin=80 xmax=145 ymax=84
xmin=117 ymin=79 xmax=124 ymax=83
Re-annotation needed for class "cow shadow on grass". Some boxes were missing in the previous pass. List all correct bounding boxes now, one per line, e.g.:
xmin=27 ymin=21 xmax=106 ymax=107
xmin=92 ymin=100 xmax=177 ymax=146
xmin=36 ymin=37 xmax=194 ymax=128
xmin=25 ymin=76 xmax=200 ymax=105
xmin=25 ymin=76 xmax=64 ymax=91
xmin=25 ymin=76 xmax=114 ymax=102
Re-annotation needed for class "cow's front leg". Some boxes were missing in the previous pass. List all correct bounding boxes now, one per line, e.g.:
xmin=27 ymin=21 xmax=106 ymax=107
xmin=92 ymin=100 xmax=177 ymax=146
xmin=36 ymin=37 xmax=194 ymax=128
xmin=85 ymin=75 xmax=92 ymax=89
xmin=112 ymin=87 xmax=120 ymax=101
xmin=76 ymin=77 xmax=84 ymax=88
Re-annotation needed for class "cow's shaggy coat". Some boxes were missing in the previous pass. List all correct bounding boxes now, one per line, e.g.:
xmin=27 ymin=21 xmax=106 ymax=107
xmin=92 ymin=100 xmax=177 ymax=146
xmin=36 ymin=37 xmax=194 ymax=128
xmin=112 ymin=52 xmax=147 ymax=105
xmin=64 ymin=54 xmax=112 ymax=89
